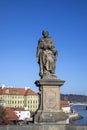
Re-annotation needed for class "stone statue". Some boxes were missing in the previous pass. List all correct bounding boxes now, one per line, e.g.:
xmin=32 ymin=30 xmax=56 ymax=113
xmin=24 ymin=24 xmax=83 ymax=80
xmin=35 ymin=31 xmax=67 ymax=124
xmin=36 ymin=30 xmax=58 ymax=78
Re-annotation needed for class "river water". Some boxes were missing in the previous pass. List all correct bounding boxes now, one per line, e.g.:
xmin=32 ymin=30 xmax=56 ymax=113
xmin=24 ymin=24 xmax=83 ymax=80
xmin=71 ymin=105 xmax=87 ymax=125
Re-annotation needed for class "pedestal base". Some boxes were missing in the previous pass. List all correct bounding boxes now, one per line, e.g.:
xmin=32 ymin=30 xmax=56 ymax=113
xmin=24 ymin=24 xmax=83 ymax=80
xmin=34 ymin=78 xmax=68 ymax=124
xmin=34 ymin=111 xmax=67 ymax=124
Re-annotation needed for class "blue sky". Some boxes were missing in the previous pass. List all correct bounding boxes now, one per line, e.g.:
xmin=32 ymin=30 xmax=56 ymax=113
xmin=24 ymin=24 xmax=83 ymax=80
xmin=0 ymin=0 xmax=87 ymax=95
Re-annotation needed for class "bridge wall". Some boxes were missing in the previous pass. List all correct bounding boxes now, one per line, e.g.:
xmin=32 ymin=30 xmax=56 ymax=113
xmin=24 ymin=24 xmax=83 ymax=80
xmin=0 ymin=124 xmax=87 ymax=130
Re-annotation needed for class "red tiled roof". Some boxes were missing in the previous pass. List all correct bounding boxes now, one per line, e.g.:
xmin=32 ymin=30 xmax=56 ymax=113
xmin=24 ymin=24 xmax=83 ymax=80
xmin=0 ymin=87 xmax=37 ymax=96
xmin=25 ymin=89 xmax=37 ymax=96
xmin=6 ymin=108 xmax=18 ymax=120
xmin=13 ymin=107 xmax=25 ymax=111
xmin=60 ymin=100 xmax=70 ymax=107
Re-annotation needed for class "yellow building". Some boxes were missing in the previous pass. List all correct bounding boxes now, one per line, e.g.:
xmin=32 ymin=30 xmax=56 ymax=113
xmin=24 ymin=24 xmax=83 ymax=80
xmin=0 ymin=85 xmax=39 ymax=112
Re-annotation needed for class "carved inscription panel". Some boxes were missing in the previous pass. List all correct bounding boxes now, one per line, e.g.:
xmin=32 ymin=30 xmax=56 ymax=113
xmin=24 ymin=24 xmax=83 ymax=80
xmin=43 ymin=87 xmax=60 ymax=111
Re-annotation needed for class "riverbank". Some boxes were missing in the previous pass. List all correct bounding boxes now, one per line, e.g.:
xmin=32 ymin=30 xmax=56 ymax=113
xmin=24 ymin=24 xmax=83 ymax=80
xmin=70 ymin=105 xmax=87 ymax=125
xmin=68 ymin=112 xmax=83 ymax=122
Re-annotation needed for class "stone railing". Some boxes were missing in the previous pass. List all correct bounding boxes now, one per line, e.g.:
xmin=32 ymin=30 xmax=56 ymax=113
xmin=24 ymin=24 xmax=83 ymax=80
xmin=0 ymin=124 xmax=87 ymax=130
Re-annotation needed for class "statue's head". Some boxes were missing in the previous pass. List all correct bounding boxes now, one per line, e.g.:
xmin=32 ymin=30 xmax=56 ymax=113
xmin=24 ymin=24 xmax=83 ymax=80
xmin=42 ymin=30 xmax=49 ymax=37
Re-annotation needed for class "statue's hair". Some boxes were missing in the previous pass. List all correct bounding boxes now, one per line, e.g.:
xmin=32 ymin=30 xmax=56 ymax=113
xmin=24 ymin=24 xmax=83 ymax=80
xmin=42 ymin=30 xmax=49 ymax=35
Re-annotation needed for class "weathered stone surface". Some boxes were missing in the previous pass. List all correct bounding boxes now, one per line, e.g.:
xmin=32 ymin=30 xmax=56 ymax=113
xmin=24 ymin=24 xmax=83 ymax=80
xmin=36 ymin=30 xmax=58 ymax=79
xmin=34 ymin=111 xmax=67 ymax=124
xmin=0 ymin=124 xmax=87 ymax=130
xmin=35 ymin=31 xmax=67 ymax=124
xmin=34 ymin=78 xmax=67 ymax=124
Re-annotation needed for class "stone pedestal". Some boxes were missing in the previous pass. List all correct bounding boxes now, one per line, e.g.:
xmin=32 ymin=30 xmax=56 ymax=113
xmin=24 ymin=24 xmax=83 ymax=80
xmin=34 ymin=78 xmax=67 ymax=124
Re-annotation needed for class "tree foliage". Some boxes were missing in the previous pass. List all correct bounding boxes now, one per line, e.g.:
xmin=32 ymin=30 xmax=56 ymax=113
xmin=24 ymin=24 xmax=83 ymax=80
xmin=0 ymin=105 xmax=10 ymax=125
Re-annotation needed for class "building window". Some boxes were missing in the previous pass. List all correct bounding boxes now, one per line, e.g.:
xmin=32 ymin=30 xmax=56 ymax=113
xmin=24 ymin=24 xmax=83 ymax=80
xmin=12 ymin=96 xmax=14 ymax=99
xmin=20 ymin=101 xmax=22 ymax=104
xmin=5 ymin=89 xmax=9 ymax=94
xmin=13 ymin=90 xmax=18 ymax=94
xmin=33 ymin=101 xmax=35 ymax=103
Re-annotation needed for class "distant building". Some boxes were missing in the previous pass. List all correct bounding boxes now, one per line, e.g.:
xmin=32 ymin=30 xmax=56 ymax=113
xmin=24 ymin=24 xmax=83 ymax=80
xmin=0 ymin=85 xmax=39 ymax=112
xmin=14 ymin=107 xmax=31 ymax=121
xmin=0 ymin=100 xmax=6 ymax=107
xmin=60 ymin=100 xmax=71 ymax=113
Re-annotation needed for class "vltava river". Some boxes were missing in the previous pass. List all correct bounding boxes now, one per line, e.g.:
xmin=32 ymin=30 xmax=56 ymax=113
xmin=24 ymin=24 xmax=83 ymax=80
xmin=71 ymin=105 xmax=87 ymax=125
